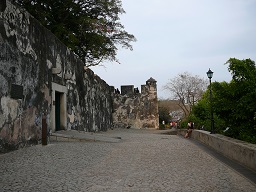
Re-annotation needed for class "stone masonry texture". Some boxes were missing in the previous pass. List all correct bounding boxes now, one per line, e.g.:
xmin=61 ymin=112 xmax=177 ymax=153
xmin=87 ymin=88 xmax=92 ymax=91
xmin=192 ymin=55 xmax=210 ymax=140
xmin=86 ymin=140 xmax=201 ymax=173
xmin=0 ymin=0 xmax=112 ymax=152
xmin=0 ymin=128 xmax=255 ymax=192
xmin=0 ymin=0 xmax=159 ymax=153
xmin=112 ymin=78 xmax=159 ymax=129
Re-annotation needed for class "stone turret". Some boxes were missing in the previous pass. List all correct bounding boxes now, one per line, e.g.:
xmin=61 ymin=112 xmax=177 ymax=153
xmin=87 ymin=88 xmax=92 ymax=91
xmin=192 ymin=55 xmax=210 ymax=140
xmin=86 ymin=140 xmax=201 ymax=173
xmin=141 ymin=77 xmax=159 ymax=128
xmin=112 ymin=77 xmax=159 ymax=129
xmin=146 ymin=77 xmax=157 ymax=90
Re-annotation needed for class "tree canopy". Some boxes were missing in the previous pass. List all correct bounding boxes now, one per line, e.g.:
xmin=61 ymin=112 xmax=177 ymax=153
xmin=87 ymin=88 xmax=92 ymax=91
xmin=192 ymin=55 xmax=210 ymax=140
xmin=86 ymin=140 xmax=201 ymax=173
xmin=191 ymin=58 xmax=256 ymax=143
xmin=14 ymin=0 xmax=136 ymax=66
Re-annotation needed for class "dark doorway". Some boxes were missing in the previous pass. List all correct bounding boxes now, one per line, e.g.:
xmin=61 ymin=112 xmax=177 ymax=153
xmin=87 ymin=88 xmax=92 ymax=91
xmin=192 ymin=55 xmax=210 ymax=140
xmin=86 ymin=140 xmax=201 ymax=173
xmin=55 ymin=92 xmax=61 ymax=131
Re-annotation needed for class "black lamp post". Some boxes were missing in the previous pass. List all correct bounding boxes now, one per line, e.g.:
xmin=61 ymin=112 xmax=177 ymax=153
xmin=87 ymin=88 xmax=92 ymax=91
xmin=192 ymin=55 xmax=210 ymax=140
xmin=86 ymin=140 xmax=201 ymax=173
xmin=206 ymin=68 xmax=215 ymax=134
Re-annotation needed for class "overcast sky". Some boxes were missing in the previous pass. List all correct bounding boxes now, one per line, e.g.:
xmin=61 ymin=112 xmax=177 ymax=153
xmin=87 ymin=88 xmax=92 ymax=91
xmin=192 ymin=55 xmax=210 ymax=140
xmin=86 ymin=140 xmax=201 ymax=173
xmin=92 ymin=0 xmax=256 ymax=99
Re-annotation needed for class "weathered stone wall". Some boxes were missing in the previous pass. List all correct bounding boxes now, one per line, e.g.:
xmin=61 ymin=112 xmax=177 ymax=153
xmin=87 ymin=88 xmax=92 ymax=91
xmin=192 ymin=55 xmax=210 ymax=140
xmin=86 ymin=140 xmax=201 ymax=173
xmin=112 ymin=78 xmax=159 ymax=129
xmin=0 ymin=0 xmax=113 ymax=152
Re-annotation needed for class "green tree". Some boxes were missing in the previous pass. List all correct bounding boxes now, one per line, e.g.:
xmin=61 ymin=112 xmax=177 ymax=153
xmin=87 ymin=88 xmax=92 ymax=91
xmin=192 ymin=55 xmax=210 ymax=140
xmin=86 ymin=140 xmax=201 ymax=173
xmin=220 ymin=58 xmax=256 ymax=143
xmin=190 ymin=97 xmax=209 ymax=129
xmin=191 ymin=86 xmax=226 ymax=132
xmin=14 ymin=0 xmax=136 ymax=66
xmin=158 ymin=106 xmax=171 ymax=125
xmin=190 ymin=58 xmax=256 ymax=143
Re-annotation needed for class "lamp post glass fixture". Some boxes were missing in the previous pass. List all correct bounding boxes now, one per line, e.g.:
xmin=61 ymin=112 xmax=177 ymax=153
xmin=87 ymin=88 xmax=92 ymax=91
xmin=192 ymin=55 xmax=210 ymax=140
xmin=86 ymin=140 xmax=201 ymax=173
xmin=206 ymin=69 xmax=215 ymax=134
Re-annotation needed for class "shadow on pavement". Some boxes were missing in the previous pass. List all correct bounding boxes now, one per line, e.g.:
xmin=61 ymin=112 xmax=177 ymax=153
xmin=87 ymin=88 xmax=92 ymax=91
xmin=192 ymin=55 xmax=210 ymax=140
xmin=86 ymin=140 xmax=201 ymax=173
xmin=183 ymin=136 xmax=256 ymax=185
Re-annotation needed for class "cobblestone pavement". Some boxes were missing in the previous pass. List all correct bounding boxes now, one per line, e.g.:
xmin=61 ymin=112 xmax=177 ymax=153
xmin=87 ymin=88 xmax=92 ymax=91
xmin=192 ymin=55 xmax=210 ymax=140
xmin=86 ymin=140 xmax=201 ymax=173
xmin=0 ymin=128 xmax=255 ymax=192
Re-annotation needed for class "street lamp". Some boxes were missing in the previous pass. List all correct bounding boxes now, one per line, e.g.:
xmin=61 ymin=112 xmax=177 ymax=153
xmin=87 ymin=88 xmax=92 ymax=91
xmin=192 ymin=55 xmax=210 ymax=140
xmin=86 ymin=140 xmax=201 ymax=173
xmin=206 ymin=68 xmax=215 ymax=134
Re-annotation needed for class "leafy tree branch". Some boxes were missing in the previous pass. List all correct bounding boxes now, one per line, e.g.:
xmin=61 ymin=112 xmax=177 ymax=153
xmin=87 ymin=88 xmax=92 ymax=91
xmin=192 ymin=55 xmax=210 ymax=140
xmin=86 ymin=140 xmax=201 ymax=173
xmin=14 ymin=0 xmax=136 ymax=66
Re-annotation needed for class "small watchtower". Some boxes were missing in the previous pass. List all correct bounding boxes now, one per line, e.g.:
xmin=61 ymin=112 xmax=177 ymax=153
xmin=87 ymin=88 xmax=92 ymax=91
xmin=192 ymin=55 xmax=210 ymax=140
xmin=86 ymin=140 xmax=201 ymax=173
xmin=141 ymin=77 xmax=157 ymax=94
xmin=146 ymin=77 xmax=157 ymax=91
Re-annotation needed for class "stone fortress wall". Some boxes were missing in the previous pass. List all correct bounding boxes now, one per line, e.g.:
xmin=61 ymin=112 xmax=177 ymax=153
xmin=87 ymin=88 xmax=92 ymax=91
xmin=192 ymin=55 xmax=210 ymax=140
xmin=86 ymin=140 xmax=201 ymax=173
xmin=0 ymin=0 xmax=159 ymax=152
xmin=0 ymin=0 xmax=113 ymax=152
xmin=112 ymin=78 xmax=159 ymax=129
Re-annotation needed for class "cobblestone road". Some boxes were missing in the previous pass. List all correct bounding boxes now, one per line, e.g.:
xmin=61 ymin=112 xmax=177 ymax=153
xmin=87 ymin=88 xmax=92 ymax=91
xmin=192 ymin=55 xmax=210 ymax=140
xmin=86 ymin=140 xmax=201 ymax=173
xmin=0 ymin=128 xmax=255 ymax=192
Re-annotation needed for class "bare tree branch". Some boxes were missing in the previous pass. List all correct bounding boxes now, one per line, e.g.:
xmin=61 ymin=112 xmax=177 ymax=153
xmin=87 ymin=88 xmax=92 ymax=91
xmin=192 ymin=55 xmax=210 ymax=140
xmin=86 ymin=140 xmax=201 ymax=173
xmin=163 ymin=72 xmax=208 ymax=118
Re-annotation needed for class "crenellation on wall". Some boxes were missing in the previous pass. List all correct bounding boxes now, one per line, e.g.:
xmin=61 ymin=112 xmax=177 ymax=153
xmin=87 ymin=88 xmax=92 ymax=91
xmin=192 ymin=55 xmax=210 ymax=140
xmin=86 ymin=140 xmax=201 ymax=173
xmin=112 ymin=77 xmax=159 ymax=129
xmin=141 ymin=84 xmax=148 ymax=94
xmin=121 ymin=85 xmax=134 ymax=96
